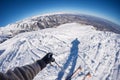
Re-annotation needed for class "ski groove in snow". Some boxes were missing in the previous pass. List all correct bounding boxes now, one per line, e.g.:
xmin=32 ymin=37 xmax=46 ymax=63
xmin=0 ymin=23 xmax=120 ymax=80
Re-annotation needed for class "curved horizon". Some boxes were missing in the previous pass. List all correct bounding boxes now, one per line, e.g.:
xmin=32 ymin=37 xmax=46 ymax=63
xmin=2 ymin=11 xmax=120 ymax=26
xmin=0 ymin=0 xmax=120 ymax=27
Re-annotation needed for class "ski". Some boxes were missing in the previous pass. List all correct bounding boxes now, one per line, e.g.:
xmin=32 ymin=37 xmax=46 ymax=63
xmin=65 ymin=65 xmax=82 ymax=80
xmin=82 ymin=72 xmax=91 ymax=80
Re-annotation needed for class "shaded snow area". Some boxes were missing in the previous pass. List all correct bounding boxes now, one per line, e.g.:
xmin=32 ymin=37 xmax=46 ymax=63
xmin=0 ymin=23 xmax=120 ymax=80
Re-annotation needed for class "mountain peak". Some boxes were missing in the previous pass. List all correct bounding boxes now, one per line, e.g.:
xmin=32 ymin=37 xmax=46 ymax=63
xmin=0 ymin=13 xmax=120 ymax=43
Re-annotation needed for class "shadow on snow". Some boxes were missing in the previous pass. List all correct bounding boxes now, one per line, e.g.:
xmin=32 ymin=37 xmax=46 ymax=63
xmin=57 ymin=38 xmax=80 ymax=80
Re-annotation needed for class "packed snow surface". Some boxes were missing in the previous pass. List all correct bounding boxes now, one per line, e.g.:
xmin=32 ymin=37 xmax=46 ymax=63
xmin=0 ymin=23 xmax=120 ymax=80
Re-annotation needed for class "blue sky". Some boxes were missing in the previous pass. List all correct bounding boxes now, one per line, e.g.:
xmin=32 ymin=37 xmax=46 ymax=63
xmin=0 ymin=0 xmax=120 ymax=27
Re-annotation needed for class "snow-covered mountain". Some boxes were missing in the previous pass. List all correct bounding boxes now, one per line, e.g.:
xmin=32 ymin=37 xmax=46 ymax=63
xmin=0 ymin=13 xmax=120 ymax=80
xmin=0 ymin=14 xmax=120 ymax=43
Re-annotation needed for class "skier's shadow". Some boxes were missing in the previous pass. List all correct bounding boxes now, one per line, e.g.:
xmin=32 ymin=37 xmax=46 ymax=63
xmin=57 ymin=38 xmax=80 ymax=80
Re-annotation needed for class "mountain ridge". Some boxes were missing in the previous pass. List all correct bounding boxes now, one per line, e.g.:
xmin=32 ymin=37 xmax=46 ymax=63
xmin=1 ymin=13 xmax=120 ymax=43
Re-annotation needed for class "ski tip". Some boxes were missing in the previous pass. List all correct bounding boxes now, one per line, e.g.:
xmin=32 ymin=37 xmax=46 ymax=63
xmin=86 ymin=72 xmax=92 ymax=77
xmin=78 ymin=65 xmax=82 ymax=70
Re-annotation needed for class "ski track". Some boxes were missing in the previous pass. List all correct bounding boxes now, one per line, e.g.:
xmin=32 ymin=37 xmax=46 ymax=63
xmin=0 ymin=40 xmax=26 ymax=72
xmin=0 ymin=23 xmax=120 ymax=80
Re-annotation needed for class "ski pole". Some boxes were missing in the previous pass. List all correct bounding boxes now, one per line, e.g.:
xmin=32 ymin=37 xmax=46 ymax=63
xmin=78 ymin=54 xmax=93 ymax=73
xmin=54 ymin=61 xmax=62 ymax=69
xmin=77 ymin=54 xmax=95 ymax=78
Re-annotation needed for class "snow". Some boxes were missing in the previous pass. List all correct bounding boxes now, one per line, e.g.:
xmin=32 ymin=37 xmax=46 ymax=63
xmin=1 ymin=13 xmax=120 ymax=44
xmin=0 ymin=23 xmax=120 ymax=80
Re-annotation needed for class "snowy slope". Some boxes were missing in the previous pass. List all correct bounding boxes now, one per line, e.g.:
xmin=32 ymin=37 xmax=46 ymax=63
xmin=0 ymin=23 xmax=120 ymax=80
xmin=0 ymin=13 xmax=120 ymax=43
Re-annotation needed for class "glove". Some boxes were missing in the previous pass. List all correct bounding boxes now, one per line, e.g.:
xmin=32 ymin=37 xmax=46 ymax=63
xmin=37 ymin=52 xmax=55 ymax=69
xmin=42 ymin=52 xmax=55 ymax=64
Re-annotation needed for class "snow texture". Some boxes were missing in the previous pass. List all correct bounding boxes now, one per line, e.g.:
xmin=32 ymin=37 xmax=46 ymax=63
xmin=0 ymin=14 xmax=120 ymax=43
xmin=0 ymin=22 xmax=120 ymax=80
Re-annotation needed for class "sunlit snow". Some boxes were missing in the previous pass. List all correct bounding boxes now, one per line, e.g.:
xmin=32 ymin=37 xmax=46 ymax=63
xmin=0 ymin=23 xmax=120 ymax=80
